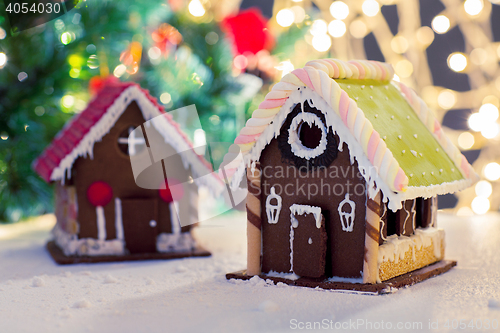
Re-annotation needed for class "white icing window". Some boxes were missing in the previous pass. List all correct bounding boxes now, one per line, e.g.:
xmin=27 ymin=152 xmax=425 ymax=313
xmin=338 ymin=193 xmax=355 ymax=232
xmin=287 ymin=112 xmax=327 ymax=160
xmin=117 ymin=126 xmax=146 ymax=156
xmin=266 ymin=186 xmax=282 ymax=224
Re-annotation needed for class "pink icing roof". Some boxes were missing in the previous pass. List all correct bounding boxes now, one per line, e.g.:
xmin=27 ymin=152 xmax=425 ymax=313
xmin=33 ymin=80 xmax=215 ymax=183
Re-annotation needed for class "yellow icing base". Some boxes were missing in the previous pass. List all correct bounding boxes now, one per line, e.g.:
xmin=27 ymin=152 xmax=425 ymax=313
xmin=377 ymin=228 xmax=445 ymax=282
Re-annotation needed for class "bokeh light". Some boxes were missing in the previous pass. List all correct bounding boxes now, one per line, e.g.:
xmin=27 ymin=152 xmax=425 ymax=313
xmin=432 ymin=15 xmax=451 ymax=34
xmin=328 ymin=20 xmax=346 ymax=38
xmin=484 ymin=162 xmax=500 ymax=181
xmin=312 ymin=34 xmax=332 ymax=52
xmin=447 ymin=52 xmax=468 ymax=72
xmin=188 ymin=0 xmax=205 ymax=17
xmin=276 ymin=9 xmax=295 ymax=27
xmin=471 ymin=196 xmax=490 ymax=214
xmin=330 ymin=1 xmax=349 ymax=20
xmin=458 ymin=132 xmax=475 ymax=149
xmin=362 ymin=0 xmax=380 ymax=17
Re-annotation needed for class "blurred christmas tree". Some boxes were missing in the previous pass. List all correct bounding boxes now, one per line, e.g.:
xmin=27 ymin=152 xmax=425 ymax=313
xmin=0 ymin=0 xmax=275 ymax=222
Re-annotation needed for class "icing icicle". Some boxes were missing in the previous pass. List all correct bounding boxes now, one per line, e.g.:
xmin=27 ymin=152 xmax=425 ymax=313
xmin=96 ymin=206 xmax=106 ymax=241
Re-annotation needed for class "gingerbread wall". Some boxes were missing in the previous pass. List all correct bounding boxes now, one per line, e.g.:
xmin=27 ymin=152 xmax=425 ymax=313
xmin=258 ymin=102 xmax=367 ymax=279
xmin=70 ymin=101 xmax=193 ymax=250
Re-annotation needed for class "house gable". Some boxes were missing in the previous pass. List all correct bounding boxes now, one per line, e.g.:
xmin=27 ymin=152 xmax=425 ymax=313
xmin=222 ymin=59 xmax=478 ymax=211
xmin=33 ymin=82 xmax=223 ymax=196
xmin=72 ymin=101 xmax=181 ymax=239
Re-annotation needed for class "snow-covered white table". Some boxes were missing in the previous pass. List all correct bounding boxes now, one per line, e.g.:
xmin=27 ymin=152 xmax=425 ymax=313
xmin=0 ymin=212 xmax=499 ymax=333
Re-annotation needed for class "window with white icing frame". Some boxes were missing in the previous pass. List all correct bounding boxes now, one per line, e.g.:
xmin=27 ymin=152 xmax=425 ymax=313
xmin=288 ymin=112 xmax=328 ymax=160
xmin=117 ymin=126 xmax=147 ymax=156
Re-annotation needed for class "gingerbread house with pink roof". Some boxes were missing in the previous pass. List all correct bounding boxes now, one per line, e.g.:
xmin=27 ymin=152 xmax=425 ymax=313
xmin=33 ymin=80 xmax=223 ymax=264
xmin=223 ymin=58 xmax=478 ymax=291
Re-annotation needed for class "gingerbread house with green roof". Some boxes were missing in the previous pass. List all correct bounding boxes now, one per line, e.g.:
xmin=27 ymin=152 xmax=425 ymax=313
xmin=222 ymin=58 xmax=478 ymax=292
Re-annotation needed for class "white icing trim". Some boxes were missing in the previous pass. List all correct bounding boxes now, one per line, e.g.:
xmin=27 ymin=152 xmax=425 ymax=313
xmin=169 ymin=201 xmax=181 ymax=235
xmin=430 ymin=196 xmax=438 ymax=227
xmin=287 ymin=112 xmax=327 ymax=160
xmin=230 ymin=87 xmax=473 ymax=211
xmin=49 ymin=86 xmax=223 ymax=196
xmin=288 ymin=203 xmax=322 ymax=273
xmin=377 ymin=227 xmax=444 ymax=266
xmin=115 ymin=198 xmax=124 ymax=240
xmin=96 ymin=206 xmax=106 ymax=241
xmin=289 ymin=204 xmax=322 ymax=228
xmin=338 ymin=193 xmax=355 ymax=232
xmin=266 ymin=271 xmax=300 ymax=280
xmin=265 ymin=186 xmax=282 ymax=224
xmin=52 ymin=224 xmax=125 ymax=256
xmin=289 ymin=221 xmax=295 ymax=273
xmin=410 ymin=199 xmax=416 ymax=233
xmin=379 ymin=203 xmax=387 ymax=242
xmin=156 ymin=232 xmax=196 ymax=252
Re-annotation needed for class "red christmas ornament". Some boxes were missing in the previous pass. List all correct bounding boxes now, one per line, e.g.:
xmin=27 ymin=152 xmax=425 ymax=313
xmin=87 ymin=181 xmax=113 ymax=207
xmin=221 ymin=8 xmax=275 ymax=55
xmin=158 ymin=178 xmax=184 ymax=203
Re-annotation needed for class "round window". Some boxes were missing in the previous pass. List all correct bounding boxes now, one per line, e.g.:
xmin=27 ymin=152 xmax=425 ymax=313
xmin=278 ymin=102 xmax=338 ymax=170
xmin=288 ymin=112 xmax=327 ymax=159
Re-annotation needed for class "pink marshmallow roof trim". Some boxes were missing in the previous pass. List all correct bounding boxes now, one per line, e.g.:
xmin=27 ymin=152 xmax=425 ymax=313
xmin=33 ymin=81 xmax=219 ymax=188
xmin=222 ymin=59 xmax=477 ymax=198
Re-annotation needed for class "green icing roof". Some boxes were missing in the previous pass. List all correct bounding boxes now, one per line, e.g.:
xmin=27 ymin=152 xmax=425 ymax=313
xmin=335 ymin=79 xmax=464 ymax=187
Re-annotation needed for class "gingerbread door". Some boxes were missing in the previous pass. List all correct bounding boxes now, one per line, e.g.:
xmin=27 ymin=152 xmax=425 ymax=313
xmin=290 ymin=205 xmax=327 ymax=278
xmin=121 ymin=198 xmax=159 ymax=254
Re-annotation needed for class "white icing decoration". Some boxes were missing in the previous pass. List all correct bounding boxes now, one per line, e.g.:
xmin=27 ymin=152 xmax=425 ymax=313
xmin=411 ymin=199 xmax=416 ymax=232
xmin=289 ymin=204 xmax=322 ymax=228
xmin=96 ymin=206 xmax=106 ymax=241
xmin=250 ymin=160 xmax=256 ymax=177
xmin=289 ymin=204 xmax=322 ymax=273
xmin=379 ymin=202 xmax=387 ymax=242
xmin=229 ymin=87 xmax=474 ymax=212
xmin=170 ymin=201 xmax=181 ymax=235
xmin=289 ymin=221 xmax=295 ymax=272
xmin=414 ymin=134 xmax=418 ymax=139
xmin=411 ymin=150 xmax=417 ymax=157
xmin=49 ymin=86 xmax=223 ymax=197
xmin=114 ymin=198 xmax=124 ymax=240
xmin=287 ymin=112 xmax=327 ymax=160
xmin=266 ymin=186 xmax=282 ymax=224
xmin=267 ymin=271 xmax=300 ymax=280
xmin=430 ymin=196 xmax=438 ymax=227
xmin=402 ymin=200 xmax=416 ymax=235
xmin=52 ymin=224 xmax=124 ymax=256
xmin=338 ymin=194 xmax=355 ymax=232
xmin=377 ymin=227 xmax=444 ymax=267
xmin=398 ymin=135 xmax=402 ymax=140
xmin=308 ymin=237 xmax=313 ymax=244
xmin=156 ymin=232 xmax=196 ymax=252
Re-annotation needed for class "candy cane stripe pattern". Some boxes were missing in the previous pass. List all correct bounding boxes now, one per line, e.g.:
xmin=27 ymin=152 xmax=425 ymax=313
xmin=246 ymin=162 xmax=262 ymax=276
xmin=364 ymin=193 xmax=381 ymax=284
